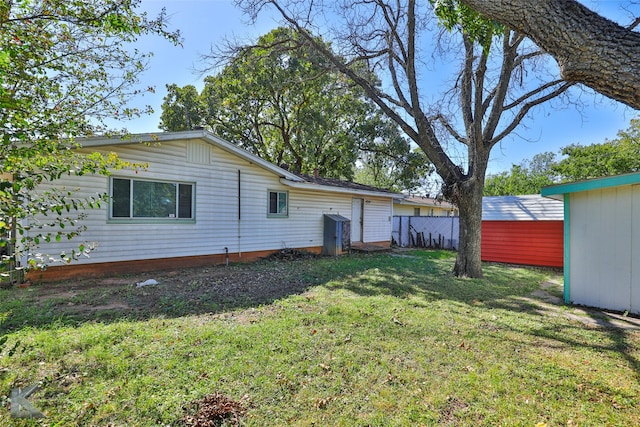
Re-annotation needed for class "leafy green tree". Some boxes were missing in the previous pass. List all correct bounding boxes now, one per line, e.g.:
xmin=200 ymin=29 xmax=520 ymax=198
xmin=485 ymin=117 xmax=640 ymax=195
xmin=236 ymin=1 xmax=573 ymax=277
xmin=159 ymin=84 xmax=205 ymax=131
xmin=552 ymin=117 xmax=640 ymax=181
xmin=1 ymin=0 xmax=178 ymax=275
xmin=165 ymin=27 xmax=421 ymax=181
xmin=484 ymin=152 xmax=558 ymax=196
xmin=354 ymin=118 xmax=434 ymax=191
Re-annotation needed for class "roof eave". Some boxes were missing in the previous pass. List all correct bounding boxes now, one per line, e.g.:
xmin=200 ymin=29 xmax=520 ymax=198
xmin=541 ymin=172 xmax=640 ymax=199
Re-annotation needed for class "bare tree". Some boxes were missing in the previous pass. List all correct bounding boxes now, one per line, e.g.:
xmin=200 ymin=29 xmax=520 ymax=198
xmin=235 ymin=0 xmax=573 ymax=277
xmin=460 ymin=0 xmax=640 ymax=109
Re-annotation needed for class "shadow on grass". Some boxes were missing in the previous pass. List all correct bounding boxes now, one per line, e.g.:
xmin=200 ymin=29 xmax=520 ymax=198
xmin=321 ymin=250 xmax=640 ymax=385
xmin=0 ymin=250 xmax=537 ymax=332
xmin=0 ymin=252 xmax=419 ymax=333
xmin=1 ymin=250 xmax=638 ymax=379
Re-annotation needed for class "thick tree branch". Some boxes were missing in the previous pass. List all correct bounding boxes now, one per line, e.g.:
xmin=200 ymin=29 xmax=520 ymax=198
xmin=460 ymin=0 xmax=640 ymax=109
xmin=482 ymin=31 xmax=518 ymax=144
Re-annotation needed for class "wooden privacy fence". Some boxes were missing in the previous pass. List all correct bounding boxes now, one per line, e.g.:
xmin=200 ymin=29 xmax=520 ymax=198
xmin=392 ymin=216 xmax=459 ymax=250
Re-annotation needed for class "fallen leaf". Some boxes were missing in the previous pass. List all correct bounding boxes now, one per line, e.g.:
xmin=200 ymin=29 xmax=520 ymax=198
xmin=392 ymin=317 xmax=404 ymax=326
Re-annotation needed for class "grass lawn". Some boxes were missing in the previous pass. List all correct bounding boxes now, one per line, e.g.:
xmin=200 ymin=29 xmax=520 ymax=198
xmin=0 ymin=250 xmax=639 ymax=426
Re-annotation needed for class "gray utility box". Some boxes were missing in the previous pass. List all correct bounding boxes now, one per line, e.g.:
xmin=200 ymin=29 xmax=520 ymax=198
xmin=323 ymin=214 xmax=351 ymax=256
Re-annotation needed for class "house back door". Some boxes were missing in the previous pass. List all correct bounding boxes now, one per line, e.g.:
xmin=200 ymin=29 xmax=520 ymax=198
xmin=351 ymin=198 xmax=364 ymax=242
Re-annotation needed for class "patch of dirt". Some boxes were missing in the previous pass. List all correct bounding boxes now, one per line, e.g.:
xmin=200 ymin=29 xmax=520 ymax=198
xmin=439 ymin=396 xmax=470 ymax=425
xmin=525 ymin=278 xmax=640 ymax=331
xmin=24 ymin=257 xmax=323 ymax=323
xmin=262 ymin=248 xmax=318 ymax=261
xmin=180 ymin=392 xmax=247 ymax=426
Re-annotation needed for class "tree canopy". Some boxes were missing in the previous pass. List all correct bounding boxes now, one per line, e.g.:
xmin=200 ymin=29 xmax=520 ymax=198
xmin=484 ymin=153 xmax=558 ymax=196
xmin=162 ymin=27 xmax=431 ymax=187
xmin=554 ymin=116 xmax=640 ymax=181
xmin=235 ymin=0 xmax=573 ymax=277
xmin=485 ymin=116 xmax=640 ymax=195
xmin=1 ymin=0 xmax=178 ymax=274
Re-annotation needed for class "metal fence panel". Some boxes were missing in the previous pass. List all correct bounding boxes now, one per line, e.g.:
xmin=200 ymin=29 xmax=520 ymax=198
xmin=392 ymin=216 xmax=459 ymax=249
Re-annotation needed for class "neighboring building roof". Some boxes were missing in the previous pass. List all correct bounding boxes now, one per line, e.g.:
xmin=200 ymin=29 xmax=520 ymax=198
xmin=394 ymin=195 xmax=457 ymax=210
xmin=482 ymin=195 xmax=564 ymax=221
xmin=80 ymin=131 xmax=400 ymax=199
xmin=541 ymin=172 xmax=640 ymax=200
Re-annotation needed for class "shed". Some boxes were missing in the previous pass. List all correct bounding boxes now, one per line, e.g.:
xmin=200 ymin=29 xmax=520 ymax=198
xmin=481 ymin=195 xmax=564 ymax=267
xmin=542 ymin=173 xmax=640 ymax=314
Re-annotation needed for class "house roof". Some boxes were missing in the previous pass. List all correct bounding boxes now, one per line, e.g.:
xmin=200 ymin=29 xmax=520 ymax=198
xmin=80 ymin=131 xmax=399 ymax=198
xmin=281 ymin=174 xmax=400 ymax=198
xmin=284 ymin=173 xmax=398 ymax=197
xmin=541 ymin=172 xmax=640 ymax=200
xmin=482 ymin=195 xmax=564 ymax=221
xmin=393 ymin=195 xmax=457 ymax=210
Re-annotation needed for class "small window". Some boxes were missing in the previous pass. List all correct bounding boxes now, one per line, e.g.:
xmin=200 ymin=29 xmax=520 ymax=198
xmin=414 ymin=207 xmax=421 ymax=216
xmin=268 ymin=190 xmax=288 ymax=217
xmin=111 ymin=177 xmax=194 ymax=220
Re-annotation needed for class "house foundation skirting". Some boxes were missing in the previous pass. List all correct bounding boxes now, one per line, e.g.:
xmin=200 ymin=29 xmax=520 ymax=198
xmin=26 ymin=246 xmax=324 ymax=283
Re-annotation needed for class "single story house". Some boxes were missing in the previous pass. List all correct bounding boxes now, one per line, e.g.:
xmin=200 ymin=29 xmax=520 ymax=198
xmin=26 ymin=130 xmax=398 ymax=282
xmin=481 ymin=195 xmax=564 ymax=268
xmin=542 ymin=173 xmax=640 ymax=314
xmin=393 ymin=195 xmax=458 ymax=217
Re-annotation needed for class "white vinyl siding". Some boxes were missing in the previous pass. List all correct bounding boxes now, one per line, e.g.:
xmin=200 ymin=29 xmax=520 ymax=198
xmin=28 ymin=137 xmax=393 ymax=266
xmin=393 ymin=204 xmax=452 ymax=217
xmin=569 ymin=185 xmax=638 ymax=313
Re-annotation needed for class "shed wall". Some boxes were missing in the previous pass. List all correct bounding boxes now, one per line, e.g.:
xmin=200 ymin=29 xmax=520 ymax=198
xmin=568 ymin=185 xmax=640 ymax=313
xmin=481 ymin=220 xmax=564 ymax=268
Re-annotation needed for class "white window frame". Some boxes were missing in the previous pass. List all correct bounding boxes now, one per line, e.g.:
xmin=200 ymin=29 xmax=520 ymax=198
xmin=267 ymin=190 xmax=288 ymax=218
xmin=109 ymin=177 xmax=195 ymax=221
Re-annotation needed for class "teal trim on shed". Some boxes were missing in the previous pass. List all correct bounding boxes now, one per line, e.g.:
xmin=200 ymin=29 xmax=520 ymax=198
xmin=541 ymin=172 xmax=640 ymax=199
xmin=563 ymin=194 xmax=570 ymax=304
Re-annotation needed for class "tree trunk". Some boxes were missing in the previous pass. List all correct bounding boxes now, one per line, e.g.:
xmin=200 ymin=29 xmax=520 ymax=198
xmin=461 ymin=0 xmax=640 ymax=109
xmin=452 ymin=178 xmax=484 ymax=278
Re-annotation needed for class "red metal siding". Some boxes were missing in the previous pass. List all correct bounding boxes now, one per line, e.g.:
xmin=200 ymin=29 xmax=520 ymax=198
xmin=481 ymin=220 xmax=563 ymax=268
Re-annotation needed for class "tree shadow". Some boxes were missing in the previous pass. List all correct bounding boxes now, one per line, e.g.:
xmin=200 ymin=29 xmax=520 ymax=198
xmin=1 ymin=253 xmax=409 ymax=333
xmin=1 ymin=250 xmax=638 ymax=390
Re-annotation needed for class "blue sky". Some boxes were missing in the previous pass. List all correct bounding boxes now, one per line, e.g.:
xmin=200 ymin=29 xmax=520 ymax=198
xmin=122 ymin=0 xmax=637 ymax=175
